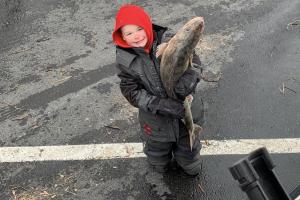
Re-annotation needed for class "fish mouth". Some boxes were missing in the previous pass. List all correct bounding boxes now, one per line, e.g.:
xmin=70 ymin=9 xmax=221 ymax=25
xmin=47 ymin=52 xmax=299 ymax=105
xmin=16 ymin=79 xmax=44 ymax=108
xmin=185 ymin=17 xmax=204 ymax=32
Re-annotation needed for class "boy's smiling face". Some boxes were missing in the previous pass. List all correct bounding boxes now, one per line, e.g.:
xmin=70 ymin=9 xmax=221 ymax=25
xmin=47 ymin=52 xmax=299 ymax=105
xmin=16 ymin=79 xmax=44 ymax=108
xmin=121 ymin=24 xmax=148 ymax=48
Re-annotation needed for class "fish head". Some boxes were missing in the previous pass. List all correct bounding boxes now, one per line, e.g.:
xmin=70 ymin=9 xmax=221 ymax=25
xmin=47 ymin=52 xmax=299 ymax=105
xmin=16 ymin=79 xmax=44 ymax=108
xmin=177 ymin=17 xmax=203 ymax=52
xmin=167 ymin=17 xmax=203 ymax=70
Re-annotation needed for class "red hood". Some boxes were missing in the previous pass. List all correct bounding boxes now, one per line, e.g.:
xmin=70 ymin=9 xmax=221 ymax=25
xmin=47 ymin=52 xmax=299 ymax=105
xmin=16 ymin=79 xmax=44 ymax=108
xmin=112 ymin=4 xmax=153 ymax=54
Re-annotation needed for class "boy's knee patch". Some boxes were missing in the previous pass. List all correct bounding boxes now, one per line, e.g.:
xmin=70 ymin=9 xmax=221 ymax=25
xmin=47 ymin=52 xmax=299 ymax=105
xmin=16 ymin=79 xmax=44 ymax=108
xmin=175 ymin=151 xmax=202 ymax=175
xmin=181 ymin=157 xmax=202 ymax=176
xmin=144 ymin=139 xmax=173 ymax=167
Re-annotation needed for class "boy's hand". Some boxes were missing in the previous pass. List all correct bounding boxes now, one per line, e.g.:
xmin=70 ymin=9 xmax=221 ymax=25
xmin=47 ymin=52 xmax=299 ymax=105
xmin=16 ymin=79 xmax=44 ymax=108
xmin=186 ymin=94 xmax=193 ymax=103
xmin=156 ymin=42 xmax=168 ymax=58
xmin=157 ymin=98 xmax=185 ymax=119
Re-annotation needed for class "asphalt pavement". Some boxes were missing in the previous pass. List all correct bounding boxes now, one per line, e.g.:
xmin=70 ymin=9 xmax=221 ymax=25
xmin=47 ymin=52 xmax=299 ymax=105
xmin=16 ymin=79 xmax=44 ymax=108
xmin=0 ymin=0 xmax=299 ymax=199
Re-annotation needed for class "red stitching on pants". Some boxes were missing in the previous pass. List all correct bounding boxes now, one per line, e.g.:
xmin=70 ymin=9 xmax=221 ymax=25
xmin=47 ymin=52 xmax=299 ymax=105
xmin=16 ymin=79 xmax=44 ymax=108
xmin=143 ymin=124 xmax=152 ymax=135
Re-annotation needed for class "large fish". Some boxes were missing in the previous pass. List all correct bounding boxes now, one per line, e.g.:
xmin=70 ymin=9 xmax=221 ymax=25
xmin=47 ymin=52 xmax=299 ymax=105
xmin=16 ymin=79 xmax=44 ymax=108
xmin=159 ymin=17 xmax=204 ymax=151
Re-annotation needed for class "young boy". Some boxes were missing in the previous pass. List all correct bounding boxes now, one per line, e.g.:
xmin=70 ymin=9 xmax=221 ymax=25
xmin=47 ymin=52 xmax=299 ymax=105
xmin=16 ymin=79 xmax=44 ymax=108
xmin=112 ymin=4 xmax=204 ymax=176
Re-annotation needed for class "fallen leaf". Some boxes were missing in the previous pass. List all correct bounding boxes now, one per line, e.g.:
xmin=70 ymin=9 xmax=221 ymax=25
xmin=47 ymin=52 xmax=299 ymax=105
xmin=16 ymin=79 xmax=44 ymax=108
xmin=31 ymin=125 xmax=40 ymax=130
xmin=198 ymin=183 xmax=205 ymax=193
xmin=15 ymin=113 xmax=29 ymax=120
xmin=40 ymin=191 xmax=49 ymax=196
xmin=205 ymin=140 xmax=210 ymax=146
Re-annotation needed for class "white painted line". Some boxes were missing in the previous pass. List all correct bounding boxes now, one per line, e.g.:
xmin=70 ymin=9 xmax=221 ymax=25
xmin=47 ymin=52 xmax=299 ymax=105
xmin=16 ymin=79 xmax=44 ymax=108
xmin=0 ymin=138 xmax=299 ymax=163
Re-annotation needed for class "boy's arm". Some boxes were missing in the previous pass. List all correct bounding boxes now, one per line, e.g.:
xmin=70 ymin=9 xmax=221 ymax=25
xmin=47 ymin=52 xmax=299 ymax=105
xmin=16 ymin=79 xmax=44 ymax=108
xmin=117 ymin=68 xmax=154 ymax=111
xmin=117 ymin=66 xmax=185 ymax=119
xmin=191 ymin=50 xmax=202 ymax=68
xmin=161 ymin=29 xmax=175 ymax=43
xmin=174 ymin=65 xmax=200 ymax=101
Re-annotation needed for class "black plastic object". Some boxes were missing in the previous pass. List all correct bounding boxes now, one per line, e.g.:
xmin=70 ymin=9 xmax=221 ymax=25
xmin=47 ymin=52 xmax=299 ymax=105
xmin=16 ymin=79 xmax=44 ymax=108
xmin=290 ymin=185 xmax=300 ymax=200
xmin=229 ymin=147 xmax=291 ymax=200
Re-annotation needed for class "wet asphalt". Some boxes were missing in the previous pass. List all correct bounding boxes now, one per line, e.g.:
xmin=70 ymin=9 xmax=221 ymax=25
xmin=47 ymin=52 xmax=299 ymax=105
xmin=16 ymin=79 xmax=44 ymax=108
xmin=0 ymin=0 xmax=300 ymax=199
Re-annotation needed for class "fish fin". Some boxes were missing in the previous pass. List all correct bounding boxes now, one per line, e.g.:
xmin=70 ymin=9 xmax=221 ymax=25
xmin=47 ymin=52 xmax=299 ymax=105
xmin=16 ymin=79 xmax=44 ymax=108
xmin=189 ymin=124 xmax=203 ymax=151
xmin=193 ymin=124 xmax=203 ymax=136
xmin=189 ymin=129 xmax=194 ymax=152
